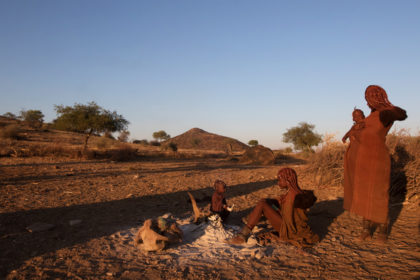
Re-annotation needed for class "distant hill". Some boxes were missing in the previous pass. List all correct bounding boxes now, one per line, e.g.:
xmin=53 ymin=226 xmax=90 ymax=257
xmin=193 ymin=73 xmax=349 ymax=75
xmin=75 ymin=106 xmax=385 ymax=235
xmin=165 ymin=128 xmax=248 ymax=152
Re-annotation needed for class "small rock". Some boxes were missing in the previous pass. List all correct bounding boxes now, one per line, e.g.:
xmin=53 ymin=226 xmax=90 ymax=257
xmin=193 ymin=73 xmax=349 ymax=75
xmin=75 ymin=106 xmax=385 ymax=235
xmin=255 ymin=251 xmax=264 ymax=260
xmin=69 ymin=219 xmax=82 ymax=226
xmin=246 ymin=236 xmax=258 ymax=246
xmin=26 ymin=223 xmax=55 ymax=233
xmin=106 ymin=272 xmax=114 ymax=276
xmin=317 ymin=247 xmax=326 ymax=254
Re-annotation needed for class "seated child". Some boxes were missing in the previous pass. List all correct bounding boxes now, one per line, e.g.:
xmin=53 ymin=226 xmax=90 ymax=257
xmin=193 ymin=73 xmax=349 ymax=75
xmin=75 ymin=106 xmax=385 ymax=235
xmin=210 ymin=179 xmax=232 ymax=222
xmin=342 ymin=108 xmax=365 ymax=143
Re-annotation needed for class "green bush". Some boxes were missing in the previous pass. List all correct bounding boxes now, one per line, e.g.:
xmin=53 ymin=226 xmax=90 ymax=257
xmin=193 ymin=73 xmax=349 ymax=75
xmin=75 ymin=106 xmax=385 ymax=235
xmin=2 ymin=112 xmax=17 ymax=120
xmin=162 ymin=142 xmax=178 ymax=152
xmin=20 ymin=109 xmax=44 ymax=128
xmin=248 ymin=140 xmax=258 ymax=147
xmin=150 ymin=140 xmax=161 ymax=146
xmin=133 ymin=139 xmax=149 ymax=145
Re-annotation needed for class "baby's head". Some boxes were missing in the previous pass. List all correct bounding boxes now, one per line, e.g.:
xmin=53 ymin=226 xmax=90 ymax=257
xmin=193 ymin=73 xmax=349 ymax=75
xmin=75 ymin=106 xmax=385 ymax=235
xmin=214 ymin=179 xmax=227 ymax=194
xmin=352 ymin=108 xmax=365 ymax=123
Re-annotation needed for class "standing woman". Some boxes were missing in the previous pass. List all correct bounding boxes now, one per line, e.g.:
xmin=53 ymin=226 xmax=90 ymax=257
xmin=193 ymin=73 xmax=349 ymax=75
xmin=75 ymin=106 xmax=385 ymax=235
xmin=347 ymin=85 xmax=407 ymax=242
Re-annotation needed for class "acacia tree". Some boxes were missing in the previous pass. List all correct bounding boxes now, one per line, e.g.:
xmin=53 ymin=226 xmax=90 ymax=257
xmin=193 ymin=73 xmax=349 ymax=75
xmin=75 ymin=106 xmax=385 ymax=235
xmin=153 ymin=130 xmax=170 ymax=142
xmin=248 ymin=140 xmax=259 ymax=147
xmin=53 ymin=102 xmax=129 ymax=150
xmin=2 ymin=112 xmax=17 ymax=120
xmin=20 ymin=109 xmax=44 ymax=128
xmin=283 ymin=122 xmax=322 ymax=152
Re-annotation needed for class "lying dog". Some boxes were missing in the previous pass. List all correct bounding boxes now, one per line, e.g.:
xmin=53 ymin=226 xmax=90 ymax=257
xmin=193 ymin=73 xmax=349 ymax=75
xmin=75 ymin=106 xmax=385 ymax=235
xmin=134 ymin=216 xmax=183 ymax=252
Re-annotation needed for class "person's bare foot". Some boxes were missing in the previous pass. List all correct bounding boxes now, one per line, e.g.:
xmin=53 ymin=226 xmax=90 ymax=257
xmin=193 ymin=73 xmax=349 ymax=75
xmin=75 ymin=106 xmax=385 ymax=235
xmin=358 ymin=230 xmax=372 ymax=241
xmin=375 ymin=223 xmax=388 ymax=244
xmin=375 ymin=233 xmax=388 ymax=244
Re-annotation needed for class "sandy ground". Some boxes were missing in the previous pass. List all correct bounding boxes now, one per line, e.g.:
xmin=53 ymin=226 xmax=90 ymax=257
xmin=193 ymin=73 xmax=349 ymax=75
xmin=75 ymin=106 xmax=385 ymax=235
xmin=0 ymin=157 xmax=419 ymax=280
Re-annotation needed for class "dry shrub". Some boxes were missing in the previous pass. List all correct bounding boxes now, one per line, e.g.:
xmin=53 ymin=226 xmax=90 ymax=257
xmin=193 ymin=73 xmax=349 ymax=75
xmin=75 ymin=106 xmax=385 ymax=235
xmin=303 ymin=130 xmax=420 ymax=204
xmin=387 ymin=130 xmax=420 ymax=202
xmin=96 ymin=136 xmax=114 ymax=149
xmin=161 ymin=142 xmax=178 ymax=152
xmin=0 ymin=139 xmax=80 ymax=158
xmin=22 ymin=143 xmax=78 ymax=158
xmin=0 ymin=124 xmax=20 ymax=139
xmin=302 ymin=141 xmax=345 ymax=187
xmin=133 ymin=139 xmax=149 ymax=145
xmin=81 ymin=149 xmax=98 ymax=160
xmin=149 ymin=140 xmax=161 ymax=146
xmin=109 ymin=144 xmax=138 ymax=161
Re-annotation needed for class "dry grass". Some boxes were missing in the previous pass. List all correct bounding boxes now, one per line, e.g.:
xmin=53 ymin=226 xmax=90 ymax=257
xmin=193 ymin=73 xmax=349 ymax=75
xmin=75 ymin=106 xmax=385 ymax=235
xmin=2 ymin=117 xmax=417 ymax=203
xmin=0 ymin=142 xmax=80 ymax=158
xmin=0 ymin=119 xmax=237 ymax=161
xmin=302 ymin=130 xmax=420 ymax=204
xmin=109 ymin=144 xmax=139 ymax=161
xmin=387 ymin=130 xmax=420 ymax=202
xmin=0 ymin=124 xmax=20 ymax=139
xmin=95 ymin=136 xmax=115 ymax=149
xmin=301 ymin=141 xmax=345 ymax=187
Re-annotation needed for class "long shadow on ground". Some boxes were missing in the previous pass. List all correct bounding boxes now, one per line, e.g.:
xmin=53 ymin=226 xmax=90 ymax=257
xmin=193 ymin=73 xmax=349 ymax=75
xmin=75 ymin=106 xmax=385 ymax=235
xmin=0 ymin=179 xmax=276 ymax=277
xmin=0 ymin=160 xmax=269 ymax=187
xmin=308 ymin=199 xmax=344 ymax=241
xmin=388 ymin=144 xmax=409 ymax=234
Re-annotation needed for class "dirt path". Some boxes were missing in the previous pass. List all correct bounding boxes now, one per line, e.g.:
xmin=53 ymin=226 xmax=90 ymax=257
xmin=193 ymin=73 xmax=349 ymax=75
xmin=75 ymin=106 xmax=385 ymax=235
xmin=1 ymin=157 xmax=419 ymax=279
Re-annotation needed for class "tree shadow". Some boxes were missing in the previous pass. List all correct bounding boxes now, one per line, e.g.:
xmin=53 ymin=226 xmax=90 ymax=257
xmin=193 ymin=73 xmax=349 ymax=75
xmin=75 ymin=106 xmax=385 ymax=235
xmin=0 ymin=159 xmax=106 ymax=168
xmin=275 ymin=154 xmax=307 ymax=165
xmin=0 ymin=159 xmax=268 ymax=187
xmin=307 ymin=198 xmax=344 ymax=241
xmin=0 ymin=179 xmax=275 ymax=277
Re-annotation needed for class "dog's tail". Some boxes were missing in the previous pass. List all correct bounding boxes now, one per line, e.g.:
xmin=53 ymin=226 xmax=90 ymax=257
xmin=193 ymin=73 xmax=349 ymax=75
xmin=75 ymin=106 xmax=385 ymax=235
xmin=187 ymin=192 xmax=201 ymax=223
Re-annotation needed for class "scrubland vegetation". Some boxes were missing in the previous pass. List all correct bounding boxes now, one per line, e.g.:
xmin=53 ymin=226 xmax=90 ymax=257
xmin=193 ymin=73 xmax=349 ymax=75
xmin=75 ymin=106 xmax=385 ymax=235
xmin=1 ymin=112 xmax=418 ymax=204
xmin=301 ymin=129 xmax=420 ymax=204
xmin=1 ymin=111 xmax=419 ymax=279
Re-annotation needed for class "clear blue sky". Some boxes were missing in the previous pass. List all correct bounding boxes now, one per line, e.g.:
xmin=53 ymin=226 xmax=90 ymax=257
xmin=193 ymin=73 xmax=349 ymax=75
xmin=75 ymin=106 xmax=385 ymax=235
xmin=1 ymin=0 xmax=419 ymax=149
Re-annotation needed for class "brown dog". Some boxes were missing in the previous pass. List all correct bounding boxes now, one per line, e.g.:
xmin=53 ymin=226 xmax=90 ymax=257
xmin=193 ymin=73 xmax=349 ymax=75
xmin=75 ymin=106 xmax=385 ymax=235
xmin=134 ymin=217 xmax=182 ymax=252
